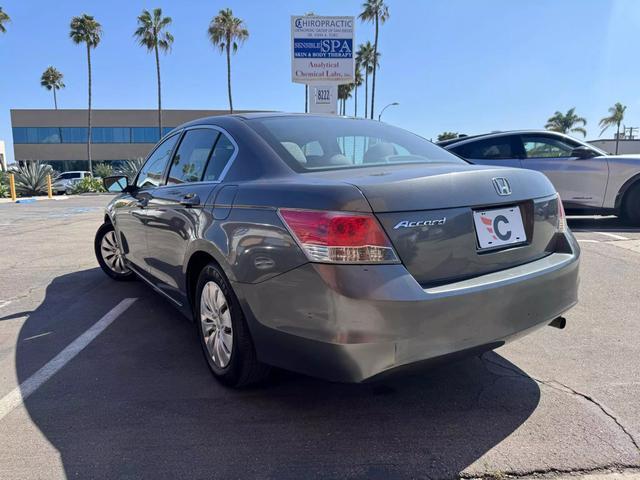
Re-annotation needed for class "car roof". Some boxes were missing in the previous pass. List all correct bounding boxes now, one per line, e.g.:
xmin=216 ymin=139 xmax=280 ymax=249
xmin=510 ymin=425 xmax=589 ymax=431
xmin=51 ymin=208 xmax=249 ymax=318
xmin=437 ymin=130 xmax=576 ymax=147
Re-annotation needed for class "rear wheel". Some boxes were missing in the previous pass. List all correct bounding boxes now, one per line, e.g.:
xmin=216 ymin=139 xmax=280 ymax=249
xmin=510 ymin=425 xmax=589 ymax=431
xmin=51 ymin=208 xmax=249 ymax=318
xmin=622 ymin=184 xmax=640 ymax=225
xmin=94 ymin=223 xmax=135 ymax=281
xmin=195 ymin=263 xmax=270 ymax=387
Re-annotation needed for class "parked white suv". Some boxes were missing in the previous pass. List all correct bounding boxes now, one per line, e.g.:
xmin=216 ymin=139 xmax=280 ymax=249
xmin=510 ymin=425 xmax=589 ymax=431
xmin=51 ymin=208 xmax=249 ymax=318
xmin=53 ymin=171 xmax=92 ymax=195
xmin=439 ymin=131 xmax=640 ymax=223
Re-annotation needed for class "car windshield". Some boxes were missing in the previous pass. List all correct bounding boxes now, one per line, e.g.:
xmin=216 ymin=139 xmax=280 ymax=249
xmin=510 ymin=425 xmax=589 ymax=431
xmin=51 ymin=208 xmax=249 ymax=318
xmin=248 ymin=116 xmax=465 ymax=171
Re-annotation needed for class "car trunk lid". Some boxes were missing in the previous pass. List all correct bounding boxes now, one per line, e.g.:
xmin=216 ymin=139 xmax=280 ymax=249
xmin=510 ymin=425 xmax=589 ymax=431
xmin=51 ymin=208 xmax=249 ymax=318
xmin=309 ymin=163 xmax=560 ymax=286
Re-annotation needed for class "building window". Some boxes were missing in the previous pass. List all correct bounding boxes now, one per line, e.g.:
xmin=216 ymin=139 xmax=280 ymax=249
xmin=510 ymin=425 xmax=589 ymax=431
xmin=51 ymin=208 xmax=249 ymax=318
xmin=92 ymin=127 xmax=131 ymax=143
xmin=132 ymin=127 xmax=160 ymax=143
xmin=12 ymin=126 xmax=176 ymax=144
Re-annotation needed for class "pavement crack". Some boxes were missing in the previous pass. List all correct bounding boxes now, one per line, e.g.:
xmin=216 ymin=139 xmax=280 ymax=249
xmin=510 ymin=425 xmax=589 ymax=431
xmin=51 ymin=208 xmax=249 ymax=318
xmin=463 ymin=463 xmax=640 ymax=479
xmin=480 ymin=354 xmax=640 ymax=453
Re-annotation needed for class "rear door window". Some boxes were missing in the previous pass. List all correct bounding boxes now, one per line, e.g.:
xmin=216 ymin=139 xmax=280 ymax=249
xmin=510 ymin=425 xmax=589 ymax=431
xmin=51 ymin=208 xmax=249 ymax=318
xmin=202 ymin=134 xmax=236 ymax=181
xmin=451 ymin=136 xmax=518 ymax=160
xmin=167 ymin=129 xmax=219 ymax=185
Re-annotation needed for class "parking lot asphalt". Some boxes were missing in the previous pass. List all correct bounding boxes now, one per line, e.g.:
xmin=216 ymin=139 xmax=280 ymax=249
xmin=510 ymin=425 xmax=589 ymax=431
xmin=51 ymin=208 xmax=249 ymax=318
xmin=0 ymin=196 xmax=639 ymax=479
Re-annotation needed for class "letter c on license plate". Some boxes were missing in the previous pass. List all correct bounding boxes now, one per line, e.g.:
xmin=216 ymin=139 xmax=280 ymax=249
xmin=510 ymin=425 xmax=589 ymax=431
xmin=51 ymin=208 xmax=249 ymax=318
xmin=473 ymin=206 xmax=526 ymax=249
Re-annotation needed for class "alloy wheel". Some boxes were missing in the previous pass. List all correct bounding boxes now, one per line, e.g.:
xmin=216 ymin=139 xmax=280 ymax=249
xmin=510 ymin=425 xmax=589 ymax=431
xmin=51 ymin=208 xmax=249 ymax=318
xmin=200 ymin=281 xmax=233 ymax=368
xmin=100 ymin=230 xmax=129 ymax=274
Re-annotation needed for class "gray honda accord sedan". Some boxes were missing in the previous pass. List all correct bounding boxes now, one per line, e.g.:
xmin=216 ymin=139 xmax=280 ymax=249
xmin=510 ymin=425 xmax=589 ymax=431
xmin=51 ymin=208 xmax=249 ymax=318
xmin=95 ymin=113 xmax=580 ymax=387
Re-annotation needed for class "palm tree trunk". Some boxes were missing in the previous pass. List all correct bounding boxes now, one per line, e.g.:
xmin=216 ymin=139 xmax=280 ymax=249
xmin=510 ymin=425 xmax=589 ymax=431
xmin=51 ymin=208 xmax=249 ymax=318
xmin=354 ymin=84 xmax=358 ymax=117
xmin=86 ymin=44 xmax=93 ymax=174
xmin=370 ymin=15 xmax=379 ymax=120
xmin=226 ymin=43 xmax=233 ymax=113
xmin=364 ymin=72 xmax=369 ymax=119
xmin=305 ymin=85 xmax=308 ymax=113
xmin=615 ymin=122 xmax=620 ymax=155
xmin=155 ymin=43 xmax=162 ymax=139
xmin=53 ymin=89 xmax=58 ymax=110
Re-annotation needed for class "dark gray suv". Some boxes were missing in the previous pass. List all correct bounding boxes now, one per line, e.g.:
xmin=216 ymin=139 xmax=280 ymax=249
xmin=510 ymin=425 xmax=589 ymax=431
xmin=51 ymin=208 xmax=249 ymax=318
xmin=96 ymin=114 xmax=579 ymax=387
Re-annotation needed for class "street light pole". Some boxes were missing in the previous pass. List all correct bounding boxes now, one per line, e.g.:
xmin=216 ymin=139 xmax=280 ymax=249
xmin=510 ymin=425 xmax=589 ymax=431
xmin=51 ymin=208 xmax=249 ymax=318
xmin=378 ymin=102 xmax=399 ymax=121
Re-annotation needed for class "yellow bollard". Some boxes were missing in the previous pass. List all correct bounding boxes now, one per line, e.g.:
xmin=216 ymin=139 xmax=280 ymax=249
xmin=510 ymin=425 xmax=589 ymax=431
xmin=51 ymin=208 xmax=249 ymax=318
xmin=9 ymin=173 xmax=16 ymax=202
xmin=47 ymin=174 xmax=53 ymax=199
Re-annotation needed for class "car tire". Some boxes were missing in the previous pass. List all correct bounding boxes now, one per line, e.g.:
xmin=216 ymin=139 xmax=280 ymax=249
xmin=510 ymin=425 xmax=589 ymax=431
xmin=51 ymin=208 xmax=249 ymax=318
xmin=195 ymin=262 xmax=270 ymax=387
xmin=94 ymin=222 xmax=135 ymax=281
xmin=622 ymin=184 xmax=640 ymax=225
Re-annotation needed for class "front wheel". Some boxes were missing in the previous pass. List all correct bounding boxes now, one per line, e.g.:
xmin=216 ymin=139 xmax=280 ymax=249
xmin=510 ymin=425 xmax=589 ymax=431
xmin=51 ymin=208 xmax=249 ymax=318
xmin=195 ymin=263 xmax=270 ymax=387
xmin=94 ymin=222 xmax=135 ymax=281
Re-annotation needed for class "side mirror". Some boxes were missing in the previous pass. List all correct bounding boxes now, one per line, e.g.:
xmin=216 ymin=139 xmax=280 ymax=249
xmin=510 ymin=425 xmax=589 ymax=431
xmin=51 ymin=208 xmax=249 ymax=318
xmin=103 ymin=175 xmax=129 ymax=193
xmin=571 ymin=146 xmax=596 ymax=159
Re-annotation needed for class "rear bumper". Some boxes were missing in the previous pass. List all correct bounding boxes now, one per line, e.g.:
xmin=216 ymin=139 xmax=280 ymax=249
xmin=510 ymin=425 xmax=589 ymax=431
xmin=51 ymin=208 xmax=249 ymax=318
xmin=234 ymin=233 xmax=580 ymax=382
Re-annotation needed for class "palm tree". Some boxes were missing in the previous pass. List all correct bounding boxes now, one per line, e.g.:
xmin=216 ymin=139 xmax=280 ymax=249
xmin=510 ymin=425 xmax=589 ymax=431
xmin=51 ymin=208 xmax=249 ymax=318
xmin=135 ymin=8 xmax=174 ymax=139
xmin=356 ymin=42 xmax=378 ymax=119
xmin=352 ymin=66 xmax=363 ymax=117
xmin=545 ymin=107 xmax=587 ymax=137
xmin=40 ymin=67 xmax=65 ymax=109
xmin=599 ymin=102 xmax=627 ymax=154
xmin=70 ymin=14 xmax=102 ymax=174
xmin=338 ymin=84 xmax=353 ymax=116
xmin=208 ymin=9 xmax=248 ymax=113
xmin=359 ymin=0 xmax=389 ymax=119
xmin=0 ymin=7 xmax=10 ymax=33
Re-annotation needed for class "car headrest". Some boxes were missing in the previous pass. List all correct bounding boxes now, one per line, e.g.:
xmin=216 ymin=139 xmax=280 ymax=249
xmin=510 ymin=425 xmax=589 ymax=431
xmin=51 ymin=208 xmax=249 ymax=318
xmin=281 ymin=142 xmax=307 ymax=165
xmin=363 ymin=142 xmax=396 ymax=163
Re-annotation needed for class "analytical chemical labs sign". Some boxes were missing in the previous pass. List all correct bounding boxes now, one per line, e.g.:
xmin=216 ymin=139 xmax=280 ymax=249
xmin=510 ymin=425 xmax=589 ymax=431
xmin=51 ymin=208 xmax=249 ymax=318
xmin=291 ymin=15 xmax=355 ymax=84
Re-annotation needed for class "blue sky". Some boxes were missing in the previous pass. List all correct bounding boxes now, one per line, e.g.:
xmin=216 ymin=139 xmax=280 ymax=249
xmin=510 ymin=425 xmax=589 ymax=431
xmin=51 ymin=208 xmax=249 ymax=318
xmin=1 ymin=0 xmax=639 ymax=163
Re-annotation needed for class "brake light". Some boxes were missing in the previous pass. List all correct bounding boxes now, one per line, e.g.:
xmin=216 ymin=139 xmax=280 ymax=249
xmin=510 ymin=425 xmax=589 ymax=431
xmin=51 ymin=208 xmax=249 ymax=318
xmin=557 ymin=194 xmax=567 ymax=233
xmin=279 ymin=209 xmax=399 ymax=263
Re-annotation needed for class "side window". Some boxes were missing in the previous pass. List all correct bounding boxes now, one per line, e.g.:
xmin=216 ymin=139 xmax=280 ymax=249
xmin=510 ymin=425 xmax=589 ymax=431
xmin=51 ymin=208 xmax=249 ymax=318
xmin=136 ymin=134 xmax=180 ymax=188
xmin=522 ymin=135 xmax=576 ymax=159
xmin=452 ymin=137 xmax=515 ymax=160
xmin=167 ymin=129 xmax=219 ymax=185
xmin=202 ymin=134 xmax=236 ymax=181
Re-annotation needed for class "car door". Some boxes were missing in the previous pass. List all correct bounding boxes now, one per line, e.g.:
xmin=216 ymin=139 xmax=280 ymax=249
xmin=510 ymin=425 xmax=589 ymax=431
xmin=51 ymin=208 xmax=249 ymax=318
xmin=144 ymin=126 xmax=237 ymax=305
xmin=519 ymin=134 xmax=609 ymax=209
xmin=448 ymin=134 xmax=523 ymax=168
xmin=112 ymin=132 xmax=180 ymax=272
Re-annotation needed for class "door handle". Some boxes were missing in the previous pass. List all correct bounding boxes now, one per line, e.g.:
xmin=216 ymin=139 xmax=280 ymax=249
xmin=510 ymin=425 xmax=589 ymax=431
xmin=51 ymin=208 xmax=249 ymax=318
xmin=180 ymin=193 xmax=200 ymax=207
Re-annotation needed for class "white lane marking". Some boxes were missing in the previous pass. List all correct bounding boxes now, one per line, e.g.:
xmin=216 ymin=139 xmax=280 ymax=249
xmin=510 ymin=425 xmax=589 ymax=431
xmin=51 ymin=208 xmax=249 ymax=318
xmin=0 ymin=298 xmax=137 ymax=421
xmin=596 ymin=232 xmax=630 ymax=241
xmin=0 ymin=300 xmax=11 ymax=309
xmin=22 ymin=332 xmax=52 ymax=342
xmin=578 ymin=239 xmax=600 ymax=243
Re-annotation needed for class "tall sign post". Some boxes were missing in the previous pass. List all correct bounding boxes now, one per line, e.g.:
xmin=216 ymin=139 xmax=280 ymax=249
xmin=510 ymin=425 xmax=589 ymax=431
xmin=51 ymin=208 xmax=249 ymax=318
xmin=291 ymin=15 xmax=355 ymax=115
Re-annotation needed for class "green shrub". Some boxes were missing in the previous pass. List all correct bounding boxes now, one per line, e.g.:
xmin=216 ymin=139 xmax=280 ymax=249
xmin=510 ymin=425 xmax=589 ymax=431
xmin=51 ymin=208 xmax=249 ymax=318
xmin=69 ymin=176 xmax=106 ymax=194
xmin=9 ymin=162 xmax=59 ymax=196
xmin=93 ymin=162 xmax=113 ymax=178
xmin=117 ymin=157 xmax=145 ymax=183
xmin=0 ymin=171 xmax=8 ymax=198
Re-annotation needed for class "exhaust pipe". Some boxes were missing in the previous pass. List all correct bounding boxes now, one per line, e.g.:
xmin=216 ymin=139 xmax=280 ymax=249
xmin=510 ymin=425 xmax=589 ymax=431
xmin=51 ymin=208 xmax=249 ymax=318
xmin=549 ymin=316 xmax=566 ymax=329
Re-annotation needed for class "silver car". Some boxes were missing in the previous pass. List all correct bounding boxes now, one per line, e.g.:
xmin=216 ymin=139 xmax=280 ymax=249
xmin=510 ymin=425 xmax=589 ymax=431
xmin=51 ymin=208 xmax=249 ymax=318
xmin=53 ymin=170 xmax=92 ymax=195
xmin=439 ymin=130 xmax=640 ymax=223
xmin=95 ymin=114 xmax=580 ymax=387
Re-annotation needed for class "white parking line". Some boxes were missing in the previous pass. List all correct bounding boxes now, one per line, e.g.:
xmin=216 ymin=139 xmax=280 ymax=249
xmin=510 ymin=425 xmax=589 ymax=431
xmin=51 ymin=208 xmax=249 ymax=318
xmin=578 ymin=239 xmax=600 ymax=243
xmin=596 ymin=232 xmax=630 ymax=241
xmin=0 ymin=298 xmax=137 ymax=421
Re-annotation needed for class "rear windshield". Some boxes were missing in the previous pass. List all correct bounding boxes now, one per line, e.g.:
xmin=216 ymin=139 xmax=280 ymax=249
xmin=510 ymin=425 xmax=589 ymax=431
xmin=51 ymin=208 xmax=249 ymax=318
xmin=248 ymin=116 xmax=465 ymax=171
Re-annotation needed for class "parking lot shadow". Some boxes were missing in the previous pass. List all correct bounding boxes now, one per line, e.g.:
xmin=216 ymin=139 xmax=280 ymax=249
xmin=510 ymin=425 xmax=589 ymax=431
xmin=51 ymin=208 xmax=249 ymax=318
xmin=16 ymin=269 xmax=541 ymax=479
xmin=567 ymin=215 xmax=640 ymax=233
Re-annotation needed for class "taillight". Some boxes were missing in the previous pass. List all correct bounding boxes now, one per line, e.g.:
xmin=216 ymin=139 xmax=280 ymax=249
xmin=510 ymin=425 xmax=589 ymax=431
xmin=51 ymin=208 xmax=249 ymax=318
xmin=557 ymin=194 xmax=567 ymax=233
xmin=279 ymin=209 xmax=399 ymax=264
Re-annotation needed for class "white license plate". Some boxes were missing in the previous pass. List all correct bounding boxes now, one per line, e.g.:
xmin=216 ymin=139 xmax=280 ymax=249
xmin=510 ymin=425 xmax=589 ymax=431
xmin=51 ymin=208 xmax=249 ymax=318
xmin=473 ymin=206 xmax=526 ymax=249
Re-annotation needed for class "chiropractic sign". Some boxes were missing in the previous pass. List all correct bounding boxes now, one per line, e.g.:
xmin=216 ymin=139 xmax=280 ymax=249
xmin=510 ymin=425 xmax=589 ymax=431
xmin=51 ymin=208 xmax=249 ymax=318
xmin=291 ymin=15 xmax=355 ymax=84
